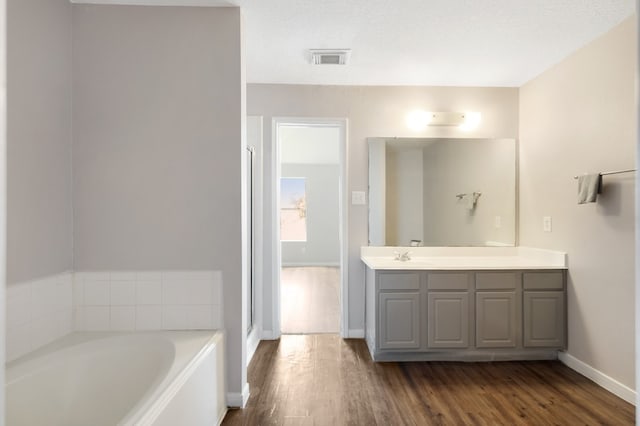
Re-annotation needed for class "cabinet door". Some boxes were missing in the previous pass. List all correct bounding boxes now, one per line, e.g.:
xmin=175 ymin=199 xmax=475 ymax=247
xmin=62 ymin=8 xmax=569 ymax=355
xmin=524 ymin=291 xmax=565 ymax=348
xmin=427 ymin=292 xmax=469 ymax=348
xmin=379 ymin=292 xmax=420 ymax=349
xmin=476 ymin=291 xmax=517 ymax=348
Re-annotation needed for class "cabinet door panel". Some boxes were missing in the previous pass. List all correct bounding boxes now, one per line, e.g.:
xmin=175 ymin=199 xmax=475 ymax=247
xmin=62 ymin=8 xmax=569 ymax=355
xmin=379 ymin=292 xmax=420 ymax=349
xmin=428 ymin=292 xmax=469 ymax=348
xmin=476 ymin=291 xmax=517 ymax=348
xmin=524 ymin=291 xmax=565 ymax=348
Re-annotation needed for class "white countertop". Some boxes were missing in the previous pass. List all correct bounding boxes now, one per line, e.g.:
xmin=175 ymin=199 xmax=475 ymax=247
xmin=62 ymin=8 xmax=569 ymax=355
xmin=361 ymin=246 xmax=567 ymax=270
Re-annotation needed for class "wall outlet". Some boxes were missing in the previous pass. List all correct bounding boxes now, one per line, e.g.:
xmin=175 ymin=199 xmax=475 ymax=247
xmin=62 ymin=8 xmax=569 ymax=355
xmin=543 ymin=216 xmax=552 ymax=232
xmin=351 ymin=191 xmax=366 ymax=205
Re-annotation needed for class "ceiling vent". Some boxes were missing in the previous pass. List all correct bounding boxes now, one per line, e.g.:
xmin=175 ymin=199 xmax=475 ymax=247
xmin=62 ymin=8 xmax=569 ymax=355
xmin=309 ymin=49 xmax=351 ymax=65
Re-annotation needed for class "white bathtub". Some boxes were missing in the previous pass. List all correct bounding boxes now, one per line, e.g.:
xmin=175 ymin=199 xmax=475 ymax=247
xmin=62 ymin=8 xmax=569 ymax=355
xmin=6 ymin=331 xmax=226 ymax=426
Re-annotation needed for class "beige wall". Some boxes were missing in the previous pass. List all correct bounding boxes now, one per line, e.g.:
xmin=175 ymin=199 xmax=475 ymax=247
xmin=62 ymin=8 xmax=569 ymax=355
xmin=520 ymin=16 xmax=636 ymax=389
xmin=248 ymin=84 xmax=519 ymax=334
xmin=72 ymin=5 xmax=246 ymax=398
xmin=7 ymin=0 xmax=73 ymax=284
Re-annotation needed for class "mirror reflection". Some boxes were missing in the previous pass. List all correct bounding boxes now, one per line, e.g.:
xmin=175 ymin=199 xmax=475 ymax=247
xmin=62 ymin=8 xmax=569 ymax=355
xmin=368 ymin=138 xmax=516 ymax=247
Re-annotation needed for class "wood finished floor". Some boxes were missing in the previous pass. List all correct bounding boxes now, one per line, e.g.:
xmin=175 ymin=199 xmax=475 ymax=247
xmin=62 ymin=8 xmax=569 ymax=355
xmin=223 ymin=334 xmax=634 ymax=426
xmin=280 ymin=267 xmax=340 ymax=334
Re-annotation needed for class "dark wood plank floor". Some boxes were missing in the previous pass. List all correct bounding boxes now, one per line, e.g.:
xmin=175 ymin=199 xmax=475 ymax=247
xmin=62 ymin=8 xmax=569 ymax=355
xmin=222 ymin=334 xmax=634 ymax=425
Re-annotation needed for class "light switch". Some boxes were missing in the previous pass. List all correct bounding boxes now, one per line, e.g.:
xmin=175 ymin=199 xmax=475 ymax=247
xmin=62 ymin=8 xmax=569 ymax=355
xmin=543 ymin=216 xmax=552 ymax=232
xmin=351 ymin=191 xmax=366 ymax=205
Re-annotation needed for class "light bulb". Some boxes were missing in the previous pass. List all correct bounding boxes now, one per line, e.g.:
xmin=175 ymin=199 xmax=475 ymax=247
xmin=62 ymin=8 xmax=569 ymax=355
xmin=459 ymin=112 xmax=481 ymax=131
xmin=406 ymin=110 xmax=432 ymax=131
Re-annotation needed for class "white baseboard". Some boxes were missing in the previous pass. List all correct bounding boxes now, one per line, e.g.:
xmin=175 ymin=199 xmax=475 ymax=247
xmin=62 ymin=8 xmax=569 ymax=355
xmin=260 ymin=329 xmax=280 ymax=340
xmin=281 ymin=262 xmax=340 ymax=267
xmin=247 ymin=327 xmax=261 ymax=367
xmin=346 ymin=329 xmax=365 ymax=338
xmin=226 ymin=383 xmax=250 ymax=408
xmin=558 ymin=352 xmax=636 ymax=405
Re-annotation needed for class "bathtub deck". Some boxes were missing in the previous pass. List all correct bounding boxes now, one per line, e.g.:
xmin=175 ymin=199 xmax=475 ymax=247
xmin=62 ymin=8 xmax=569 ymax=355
xmin=222 ymin=334 xmax=634 ymax=425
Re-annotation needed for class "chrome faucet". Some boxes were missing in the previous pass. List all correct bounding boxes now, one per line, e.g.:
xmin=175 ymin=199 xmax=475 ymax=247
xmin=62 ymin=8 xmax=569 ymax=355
xmin=394 ymin=250 xmax=412 ymax=261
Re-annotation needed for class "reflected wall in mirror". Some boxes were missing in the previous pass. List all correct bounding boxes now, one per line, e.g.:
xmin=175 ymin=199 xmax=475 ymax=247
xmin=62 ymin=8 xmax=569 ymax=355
xmin=368 ymin=138 xmax=516 ymax=247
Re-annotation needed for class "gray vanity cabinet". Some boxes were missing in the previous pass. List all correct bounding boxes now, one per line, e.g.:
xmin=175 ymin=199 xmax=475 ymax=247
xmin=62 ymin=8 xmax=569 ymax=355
xmin=426 ymin=273 xmax=471 ymax=349
xmin=523 ymin=272 xmax=566 ymax=348
xmin=364 ymin=267 xmax=566 ymax=361
xmin=377 ymin=272 xmax=421 ymax=350
xmin=475 ymin=272 xmax=519 ymax=348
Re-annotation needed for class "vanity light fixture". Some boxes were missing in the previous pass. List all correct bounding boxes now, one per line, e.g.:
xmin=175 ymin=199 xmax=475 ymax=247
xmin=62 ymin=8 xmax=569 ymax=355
xmin=405 ymin=110 xmax=482 ymax=131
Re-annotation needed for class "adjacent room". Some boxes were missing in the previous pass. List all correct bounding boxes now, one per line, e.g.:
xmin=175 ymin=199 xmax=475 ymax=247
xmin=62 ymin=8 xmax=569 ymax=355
xmin=1 ymin=0 xmax=637 ymax=425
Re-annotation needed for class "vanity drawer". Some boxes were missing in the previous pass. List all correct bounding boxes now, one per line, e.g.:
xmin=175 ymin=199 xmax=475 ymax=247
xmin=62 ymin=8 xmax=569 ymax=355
xmin=379 ymin=272 xmax=421 ymax=290
xmin=427 ymin=273 xmax=470 ymax=290
xmin=475 ymin=272 xmax=517 ymax=290
xmin=523 ymin=272 xmax=564 ymax=290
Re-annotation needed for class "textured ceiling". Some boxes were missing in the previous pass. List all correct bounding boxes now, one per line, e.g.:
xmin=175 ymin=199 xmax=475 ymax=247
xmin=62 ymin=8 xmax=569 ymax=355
xmin=236 ymin=0 xmax=635 ymax=87
xmin=72 ymin=0 xmax=635 ymax=87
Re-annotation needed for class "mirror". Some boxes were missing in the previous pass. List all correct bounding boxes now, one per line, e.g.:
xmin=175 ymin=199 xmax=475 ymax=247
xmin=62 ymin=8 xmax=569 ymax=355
xmin=368 ymin=137 xmax=516 ymax=247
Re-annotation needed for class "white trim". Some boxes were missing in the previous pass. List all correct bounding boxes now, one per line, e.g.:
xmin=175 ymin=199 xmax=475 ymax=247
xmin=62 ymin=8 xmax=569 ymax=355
xmin=70 ymin=0 xmax=234 ymax=6
xmin=226 ymin=383 xmax=251 ymax=408
xmin=281 ymin=262 xmax=341 ymax=267
xmin=260 ymin=329 xmax=278 ymax=340
xmin=347 ymin=329 xmax=365 ymax=338
xmin=246 ymin=326 xmax=261 ymax=367
xmin=558 ymin=352 xmax=636 ymax=405
xmin=272 ymin=118 xmax=349 ymax=339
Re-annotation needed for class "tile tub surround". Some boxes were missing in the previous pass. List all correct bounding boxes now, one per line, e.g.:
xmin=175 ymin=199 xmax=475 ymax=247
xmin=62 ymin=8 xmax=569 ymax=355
xmin=6 ymin=273 xmax=74 ymax=361
xmin=360 ymin=246 xmax=567 ymax=270
xmin=73 ymin=271 xmax=223 ymax=332
xmin=6 ymin=270 xmax=223 ymax=362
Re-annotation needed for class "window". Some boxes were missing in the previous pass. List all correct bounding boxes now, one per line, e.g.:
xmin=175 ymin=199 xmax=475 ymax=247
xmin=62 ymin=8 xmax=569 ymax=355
xmin=280 ymin=177 xmax=307 ymax=241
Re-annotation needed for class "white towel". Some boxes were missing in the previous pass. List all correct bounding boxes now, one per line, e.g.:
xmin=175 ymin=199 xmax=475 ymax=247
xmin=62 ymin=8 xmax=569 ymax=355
xmin=577 ymin=173 xmax=601 ymax=204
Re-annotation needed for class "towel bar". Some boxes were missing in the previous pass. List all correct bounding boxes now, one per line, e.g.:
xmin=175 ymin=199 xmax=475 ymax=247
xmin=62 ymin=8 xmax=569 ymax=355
xmin=573 ymin=169 xmax=636 ymax=179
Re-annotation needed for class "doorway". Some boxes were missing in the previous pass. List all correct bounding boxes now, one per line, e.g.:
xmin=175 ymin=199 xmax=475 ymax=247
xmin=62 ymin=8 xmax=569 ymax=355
xmin=272 ymin=118 xmax=348 ymax=337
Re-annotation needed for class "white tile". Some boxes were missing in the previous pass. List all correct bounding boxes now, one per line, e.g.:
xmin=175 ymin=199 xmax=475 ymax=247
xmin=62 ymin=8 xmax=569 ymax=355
xmin=84 ymin=306 xmax=110 ymax=331
xmin=57 ymin=309 xmax=73 ymax=336
xmin=110 ymin=272 xmax=136 ymax=281
xmin=163 ymin=271 xmax=214 ymax=281
xmin=7 ymin=283 xmax=32 ymax=327
xmin=136 ymin=281 xmax=162 ymax=305
xmin=110 ymin=307 xmax=135 ymax=331
xmin=84 ymin=281 xmax=110 ymax=306
xmin=163 ymin=280 xmax=213 ymax=305
xmin=137 ymin=271 xmax=162 ymax=281
xmin=162 ymin=305 xmax=189 ymax=329
xmin=187 ymin=281 xmax=213 ymax=305
xmin=57 ymin=277 xmax=73 ymax=310
xmin=211 ymin=306 xmax=223 ymax=329
xmin=31 ymin=313 xmax=60 ymax=349
xmin=187 ymin=305 xmax=214 ymax=329
xmin=136 ymin=306 xmax=162 ymax=330
xmin=73 ymin=279 xmax=84 ymax=307
xmin=110 ymin=281 xmax=135 ymax=305
xmin=74 ymin=307 xmax=86 ymax=331
xmin=162 ymin=280 xmax=189 ymax=305
xmin=31 ymin=277 xmax=58 ymax=316
xmin=212 ymin=271 xmax=223 ymax=305
xmin=77 ymin=272 xmax=110 ymax=281
xmin=7 ymin=323 xmax=32 ymax=362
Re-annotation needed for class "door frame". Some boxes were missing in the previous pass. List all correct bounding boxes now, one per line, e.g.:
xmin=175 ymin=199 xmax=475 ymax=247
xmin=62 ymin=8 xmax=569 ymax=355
xmin=271 ymin=117 xmax=349 ymax=338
